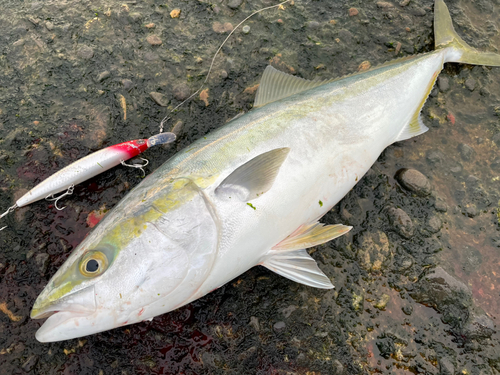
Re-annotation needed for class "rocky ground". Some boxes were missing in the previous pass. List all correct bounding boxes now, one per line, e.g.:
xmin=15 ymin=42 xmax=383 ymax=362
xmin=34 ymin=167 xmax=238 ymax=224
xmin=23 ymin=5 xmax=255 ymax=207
xmin=0 ymin=0 xmax=500 ymax=374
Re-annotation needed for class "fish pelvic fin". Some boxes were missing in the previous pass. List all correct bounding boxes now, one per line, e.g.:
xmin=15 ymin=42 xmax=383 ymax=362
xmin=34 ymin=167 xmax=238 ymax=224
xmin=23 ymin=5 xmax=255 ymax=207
xmin=261 ymin=249 xmax=334 ymax=289
xmin=435 ymin=0 xmax=500 ymax=66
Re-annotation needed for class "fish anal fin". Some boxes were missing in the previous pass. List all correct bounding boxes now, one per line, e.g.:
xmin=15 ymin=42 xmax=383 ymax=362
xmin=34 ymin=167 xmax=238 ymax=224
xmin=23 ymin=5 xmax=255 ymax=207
xmin=261 ymin=249 xmax=334 ymax=289
xmin=215 ymin=148 xmax=290 ymax=201
xmin=273 ymin=223 xmax=352 ymax=251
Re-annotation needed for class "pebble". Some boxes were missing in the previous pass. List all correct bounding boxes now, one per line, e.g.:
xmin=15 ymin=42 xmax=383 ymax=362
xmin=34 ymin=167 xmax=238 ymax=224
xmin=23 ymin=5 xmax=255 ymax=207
xmin=402 ymin=305 xmax=413 ymax=315
xmin=438 ymin=76 xmax=450 ymax=92
xmin=227 ymin=0 xmax=243 ymax=9
xmin=145 ymin=23 xmax=155 ymax=29
xmin=13 ymin=39 xmax=25 ymax=47
xmin=465 ymin=205 xmax=478 ymax=218
xmin=45 ymin=21 xmax=54 ymax=31
xmin=348 ymin=7 xmax=359 ymax=16
xmin=439 ymin=358 xmax=455 ymax=375
xmin=149 ymin=92 xmax=169 ymax=107
xmin=242 ymin=25 xmax=250 ymax=34
xmin=358 ymin=61 xmax=371 ymax=72
xmin=35 ymin=253 xmax=50 ymax=274
xmin=426 ymin=215 xmax=442 ymax=233
xmin=212 ymin=22 xmax=233 ymax=33
xmin=273 ymin=321 xmax=286 ymax=331
xmin=377 ymin=2 xmax=394 ymax=8
xmin=332 ymin=359 xmax=344 ymax=374
xmin=387 ymin=207 xmax=414 ymax=238
xmin=173 ymin=84 xmax=191 ymax=101
xmin=147 ymin=35 xmax=162 ymax=46
xmin=457 ymin=143 xmax=475 ymax=161
xmin=220 ymin=70 xmax=228 ymax=79
xmin=306 ymin=21 xmax=320 ymax=29
xmin=426 ymin=150 xmax=445 ymax=165
xmin=97 ymin=70 xmax=110 ymax=82
xmin=491 ymin=132 xmax=500 ymax=147
xmin=77 ymin=45 xmax=94 ymax=59
xmin=249 ymin=316 xmax=260 ymax=331
xmin=170 ymin=9 xmax=181 ymax=18
xmin=396 ymin=168 xmax=432 ymax=196
xmin=465 ymin=78 xmax=476 ymax=91
xmin=171 ymin=121 xmax=183 ymax=136
xmin=121 ymin=79 xmax=133 ymax=91
xmin=399 ymin=0 xmax=410 ymax=6
xmin=410 ymin=7 xmax=426 ymax=16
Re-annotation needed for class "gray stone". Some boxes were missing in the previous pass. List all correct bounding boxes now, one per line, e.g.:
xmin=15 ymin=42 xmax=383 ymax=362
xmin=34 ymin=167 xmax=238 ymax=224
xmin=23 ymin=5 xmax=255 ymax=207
xmin=463 ymin=313 xmax=495 ymax=340
xmin=35 ymin=253 xmax=50 ymax=274
xmin=273 ymin=321 xmax=286 ymax=331
xmin=492 ymin=133 xmax=500 ymax=147
xmin=173 ymin=84 xmax=191 ymax=101
xmin=45 ymin=21 xmax=54 ymax=31
xmin=435 ymin=198 xmax=448 ymax=212
xmin=149 ymin=92 xmax=169 ymax=107
xmin=77 ymin=45 xmax=94 ymax=59
xmin=122 ymin=79 xmax=133 ymax=91
xmin=249 ymin=316 xmax=260 ymax=331
xmin=306 ymin=21 xmax=320 ymax=29
xmin=426 ymin=215 xmax=442 ymax=233
xmin=439 ymin=358 xmax=454 ymax=375
xmin=491 ymin=158 xmax=500 ymax=172
xmin=387 ymin=207 xmax=414 ymax=238
xmin=426 ymin=150 xmax=445 ymax=165
xmin=171 ymin=120 xmax=184 ymax=136
xmin=438 ymin=76 xmax=450 ymax=92
xmin=410 ymin=7 xmax=426 ymax=16
xmin=396 ymin=168 xmax=432 ymax=196
xmin=458 ymin=143 xmax=475 ymax=161
xmin=377 ymin=1 xmax=394 ymax=8
xmin=13 ymin=39 xmax=25 ymax=47
xmin=227 ymin=0 xmax=243 ymax=9
xmin=332 ymin=359 xmax=344 ymax=374
xmin=465 ymin=205 xmax=478 ymax=218
xmin=465 ymin=78 xmax=476 ymax=91
xmin=220 ymin=70 xmax=228 ymax=79
xmin=97 ymin=70 xmax=110 ymax=82
xmin=146 ymin=35 xmax=162 ymax=46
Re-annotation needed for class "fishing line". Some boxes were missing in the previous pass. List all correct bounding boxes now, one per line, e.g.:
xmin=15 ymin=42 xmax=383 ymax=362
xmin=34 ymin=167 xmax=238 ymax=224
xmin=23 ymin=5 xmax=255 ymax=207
xmin=159 ymin=0 xmax=292 ymax=133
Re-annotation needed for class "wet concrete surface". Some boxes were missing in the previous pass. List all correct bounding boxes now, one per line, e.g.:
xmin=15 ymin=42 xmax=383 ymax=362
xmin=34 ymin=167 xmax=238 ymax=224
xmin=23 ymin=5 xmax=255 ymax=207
xmin=1 ymin=0 xmax=500 ymax=373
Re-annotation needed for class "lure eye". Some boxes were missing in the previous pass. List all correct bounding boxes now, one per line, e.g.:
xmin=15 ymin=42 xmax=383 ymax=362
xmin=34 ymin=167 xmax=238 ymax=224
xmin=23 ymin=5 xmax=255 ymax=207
xmin=79 ymin=250 xmax=109 ymax=277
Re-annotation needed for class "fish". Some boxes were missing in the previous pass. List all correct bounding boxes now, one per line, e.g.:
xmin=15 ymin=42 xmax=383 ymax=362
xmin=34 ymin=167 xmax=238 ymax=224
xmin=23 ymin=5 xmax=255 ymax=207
xmin=30 ymin=0 xmax=500 ymax=342
xmin=0 ymin=133 xmax=175 ymax=226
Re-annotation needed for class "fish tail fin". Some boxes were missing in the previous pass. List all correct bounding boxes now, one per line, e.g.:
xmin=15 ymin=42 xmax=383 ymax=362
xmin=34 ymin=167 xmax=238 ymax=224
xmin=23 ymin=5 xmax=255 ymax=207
xmin=434 ymin=0 xmax=500 ymax=66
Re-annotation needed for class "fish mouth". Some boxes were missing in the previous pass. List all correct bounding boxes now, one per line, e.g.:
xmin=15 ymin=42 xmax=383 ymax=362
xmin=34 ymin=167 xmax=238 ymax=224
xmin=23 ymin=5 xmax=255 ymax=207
xmin=31 ymin=285 xmax=96 ymax=321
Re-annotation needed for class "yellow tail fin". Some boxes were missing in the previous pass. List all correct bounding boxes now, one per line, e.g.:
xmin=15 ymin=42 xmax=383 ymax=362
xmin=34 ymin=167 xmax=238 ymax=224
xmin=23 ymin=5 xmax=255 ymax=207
xmin=435 ymin=0 xmax=500 ymax=66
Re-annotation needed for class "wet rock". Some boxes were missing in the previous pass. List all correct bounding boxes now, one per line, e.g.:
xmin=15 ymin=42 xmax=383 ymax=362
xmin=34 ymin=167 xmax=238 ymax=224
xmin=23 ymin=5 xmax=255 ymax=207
xmin=402 ymin=305 xmax=413 ymax=315
xmin=227 ymin=0 xmax=243 ymax=10
xmin=357 ymin=231 xmax=391 ymax=272
xmin=465 ymin=205 xmax=478 ymax=218
xmin=348 ymin=7 xmax=359 ymax=16
xmin=273 ymin=321 xmax=286 ymax=331
xmin=426 ymin=215 xmax=442 ymax=233
xmin=146 ymin=35 xmax=162 ymax=46
xmin=411 ymin=267 xmax=472 ymax=327
xmin=465 ymin=78 xmax=476 ymax=91
xmin=149 ymin=92 xmax=169 ymax=107
xmin=97 ymin=70 xmax=110 ymax=82
xmin=434 ymin=197 xmax=448 ymax=212
xmin=35 ymin=253 xmax=50 ymax=274
xmin=22 ymin=354 xmax=38 ymax=372
xmin=173 ymin=84 xmax=191 ymax=101
xmin=387 ymin=207 xmax=414 ymax=238
xmin=458 ymin=143 xmax=475 ymax=161
xmin=396 ymin=168 xmax=432 ymax=196
xmin=463 ymin=313 xmax=495 ymax=340
xmin=426 ymin=150 xmax=445 ymax=165
xmin=77 ymin=45 xmax=94 ymax=59
xmin=122 ymin=79 xmax=133 ymax=91
xmin=438 ymin=76 xmax=450 ymax=92
xmin=439 ymin=358 xmax=454 ymax=375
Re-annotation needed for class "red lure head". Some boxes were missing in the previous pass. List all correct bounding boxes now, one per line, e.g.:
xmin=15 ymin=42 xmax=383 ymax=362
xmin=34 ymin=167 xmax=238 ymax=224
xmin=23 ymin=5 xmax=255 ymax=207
xmin=109 ymin=139 xmax=149 ymax=159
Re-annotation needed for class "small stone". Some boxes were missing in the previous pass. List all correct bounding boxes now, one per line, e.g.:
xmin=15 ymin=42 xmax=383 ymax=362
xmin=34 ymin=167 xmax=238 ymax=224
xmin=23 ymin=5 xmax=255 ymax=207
xmin=145 ymin=23 xmax=155 ymax=29
xmin=13 ymin=39 xmax=25 ymax=47
xmin=149 ymin=92 xmax=169 ymax=107
xmin=377 ymin=2 xmax=394 ymax=8
xmin=170 ymin=9 xmax=181 ymax=18
xmin=212 ymin=22 xmax=233 ymax=33
xmin=273 ymin=321 xmax=286 ymax=331
xmin=147 ymin=35 xmax=162 ymax=46
xmin=465 ymin=78 xmax=476 ymax=91
xmin=396 ymin=168 xmax=432 ymax=196
xmin=220 ymin=70 xmax=228 ymax=79
xmin=227 ymin=0 xmax=243 ymax=9
xmin=332 ymin=359 xmax=344 ymax=374
xmin=426 ymin=150 xmax=445 ymax=165
xmin=491 ymin=158 xmax=500 ymax=172
xmin=242 ymin=25 xmax=250 ymax=34
xmin=399 ymin=0 xmax=410 ymax=6
xmin=463 ymin=313 xmax=495 ymax=340
xmin=439 ymin=358 xmax=454 ymax=375
xmin=465 ymin=205 xmax=478 ymax=218
xmin=438 ymin=76 xmax=450 ymax=92
xmin=28 ymin=17 xmax=40 ymax=25
xmin=398 ymin=256 xmax=413 ymax=270
xmin=348 ymin=7 xmax=359 ymax=16
xmin=402 ymin=305 xmax=413 ymax=315
xmin=171 ymin=120 xmax=183 ymax=136
xmin=410 ymin=7 xmax=426 ymax=16
xmin=35 ymin=253 xmax=50 ymax=274
xmin=306 ymin=21 xmax=320 ymax=29
xmin=77 ymin=45 xmax=94 ymax=59
xmin=97 ymin=70 xmax=110 ymax=82
xmin=374 ymin=294 xmax=390 ymax=309
xmin=45 ymin=21 xmax=54 ymax=31
xmin=173 ymin=84 xmax=191 ymax=101
xmin=22 ymin=355 xmax=39 ymax=372
xmin=121 ymin=79 xmax=133 ymax=91
xmin=491 ymin=132 xmax=500 ymax=147
xmin=387 ymin=207 xmax=414 ymax=238
xmin=458 ymin=143 xmax=475 ymax=161
xmin=249 ymin=316 xmax=260 ymax=331
xmin=358 ymin=61 xmax=371 ymax=72
xmin=426 ymin=216 xmax=442 ymax=233
xmin=450 ymin=165 xmax=462 ymax=174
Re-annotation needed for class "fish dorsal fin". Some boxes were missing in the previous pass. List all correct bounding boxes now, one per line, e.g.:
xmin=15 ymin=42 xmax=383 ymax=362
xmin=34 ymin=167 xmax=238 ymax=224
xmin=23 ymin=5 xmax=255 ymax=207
xmin=272 ymin=222 xmax=352 ymax=251
xmin=261 ymin=249 xmax=334 ymax=289
xmin=254 ymin=66 xmax=333 ymax=108
xmin=215 ymin=147 xmax=290 ymax=201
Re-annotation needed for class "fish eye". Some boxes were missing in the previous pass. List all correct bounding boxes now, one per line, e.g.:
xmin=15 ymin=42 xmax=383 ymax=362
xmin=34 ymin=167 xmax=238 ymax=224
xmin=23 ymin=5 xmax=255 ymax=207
xmin=79 ymin=250 xmax=109 ymax=278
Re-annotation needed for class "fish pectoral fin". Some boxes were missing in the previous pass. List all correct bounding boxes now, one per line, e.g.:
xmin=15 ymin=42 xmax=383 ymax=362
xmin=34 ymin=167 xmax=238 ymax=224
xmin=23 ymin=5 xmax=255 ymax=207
xmin=253 ymin=66 xmax=334 ymax=108
xmin=272 ymin=223 xmax=352 ymax=251
xmin=215 ymin=148 xmax=290 ymax=201
xmin=261 ymin=249 xmax=334 ymax=289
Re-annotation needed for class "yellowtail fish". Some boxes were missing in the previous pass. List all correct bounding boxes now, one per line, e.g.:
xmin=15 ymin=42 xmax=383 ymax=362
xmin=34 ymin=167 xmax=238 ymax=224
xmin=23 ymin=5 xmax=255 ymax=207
xmin=30 ymin=0 xmax=500 ymax=342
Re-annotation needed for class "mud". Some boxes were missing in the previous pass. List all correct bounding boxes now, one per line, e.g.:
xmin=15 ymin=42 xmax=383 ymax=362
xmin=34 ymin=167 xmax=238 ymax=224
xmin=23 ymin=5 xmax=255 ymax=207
xmin=1 ymin=0 xmax=500 ymax=374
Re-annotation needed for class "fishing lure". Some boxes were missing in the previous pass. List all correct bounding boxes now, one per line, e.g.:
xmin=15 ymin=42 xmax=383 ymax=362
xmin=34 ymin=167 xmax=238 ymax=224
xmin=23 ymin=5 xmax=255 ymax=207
xmin=0 ymin=132 xmax=175 ymax=227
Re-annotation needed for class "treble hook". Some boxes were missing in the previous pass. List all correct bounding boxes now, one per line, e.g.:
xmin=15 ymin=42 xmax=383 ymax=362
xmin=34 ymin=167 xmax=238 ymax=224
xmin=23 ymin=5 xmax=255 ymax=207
xmin=121 ymin=157 xmax=149 ymax=178
xmin=46 ymin=185 xmax=75 ymax=211
xmin=0 ymin=204 xmax=17 ymax=231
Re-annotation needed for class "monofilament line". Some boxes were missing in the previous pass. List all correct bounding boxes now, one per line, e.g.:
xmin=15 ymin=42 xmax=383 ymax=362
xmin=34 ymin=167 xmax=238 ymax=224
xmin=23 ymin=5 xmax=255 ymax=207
xmin=159 ymin=0 xmax=291 ymax=133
